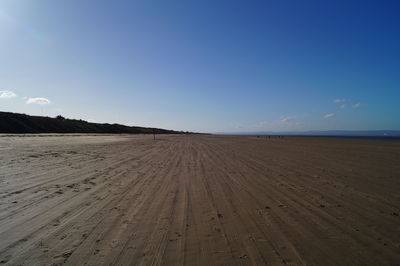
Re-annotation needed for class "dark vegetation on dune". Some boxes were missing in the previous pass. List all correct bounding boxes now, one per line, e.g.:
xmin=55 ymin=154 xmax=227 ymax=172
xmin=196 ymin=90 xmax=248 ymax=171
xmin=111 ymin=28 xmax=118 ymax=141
xmin=0 ymin=111 xmax=187 ymax=134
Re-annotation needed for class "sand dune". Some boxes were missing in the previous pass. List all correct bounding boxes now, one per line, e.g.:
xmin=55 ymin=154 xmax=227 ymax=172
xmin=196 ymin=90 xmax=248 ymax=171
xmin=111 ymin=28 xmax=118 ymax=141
xmin=0 ymin=134 xmax=399 ymax=265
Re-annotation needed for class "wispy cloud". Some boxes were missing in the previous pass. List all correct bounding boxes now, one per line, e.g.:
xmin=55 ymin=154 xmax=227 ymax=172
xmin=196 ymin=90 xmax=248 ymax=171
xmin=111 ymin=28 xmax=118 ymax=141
xmin=0 ymin=90 xmax=17 ymax=99
xmin=280 ymin=116 xmax=295 ymax=123
xmin=352 ymin=103 xmax=361 ymax=109
xmin=340 ymin=104 xmax=346 ymax=109
xmin=333 ymin=99 xmax=346 ymax=103
xmin=324 ymin=113 xmax=335 ymax=119
xmin=26 ymin=97 xmax=51 ymax=105
xmin=279 ymin=115 xmax=306 ymax=128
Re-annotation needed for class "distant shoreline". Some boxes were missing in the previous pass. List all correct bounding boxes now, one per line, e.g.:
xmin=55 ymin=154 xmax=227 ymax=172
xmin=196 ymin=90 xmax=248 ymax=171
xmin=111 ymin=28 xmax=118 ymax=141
xmin=230 ymin=134 xmax=400 ymax=141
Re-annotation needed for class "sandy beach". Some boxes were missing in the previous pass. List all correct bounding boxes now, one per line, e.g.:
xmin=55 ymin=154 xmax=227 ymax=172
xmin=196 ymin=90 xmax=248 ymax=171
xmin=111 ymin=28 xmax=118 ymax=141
xmin=0 ymin=134 xmax=399 ymax=265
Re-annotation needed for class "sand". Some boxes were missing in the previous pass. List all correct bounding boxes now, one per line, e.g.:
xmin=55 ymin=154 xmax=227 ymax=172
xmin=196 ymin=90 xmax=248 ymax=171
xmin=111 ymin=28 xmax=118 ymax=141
xmin=0 ymin=134 xmax=399 ymax=265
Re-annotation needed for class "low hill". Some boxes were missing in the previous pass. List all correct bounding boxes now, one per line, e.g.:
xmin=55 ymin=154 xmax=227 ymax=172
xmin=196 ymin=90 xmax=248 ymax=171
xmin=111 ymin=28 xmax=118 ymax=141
xmin=0 ymin=111 xmax=184 ymax=134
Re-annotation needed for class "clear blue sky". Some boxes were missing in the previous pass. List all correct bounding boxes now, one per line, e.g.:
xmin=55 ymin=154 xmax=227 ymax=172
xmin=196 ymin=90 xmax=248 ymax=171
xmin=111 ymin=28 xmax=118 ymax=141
xmin=1 ymin=0 xmax=399 ymax=132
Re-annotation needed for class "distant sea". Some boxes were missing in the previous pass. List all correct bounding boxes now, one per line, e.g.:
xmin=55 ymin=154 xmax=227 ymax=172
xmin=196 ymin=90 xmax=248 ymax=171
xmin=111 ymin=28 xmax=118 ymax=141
xmin=257 ymin=135 xmax=400 ymax=141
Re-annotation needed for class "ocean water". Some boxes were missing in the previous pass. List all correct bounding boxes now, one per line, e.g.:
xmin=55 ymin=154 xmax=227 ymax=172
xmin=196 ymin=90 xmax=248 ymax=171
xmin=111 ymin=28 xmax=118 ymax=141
xmin=267 ymin=135 xmax=400 ymax=141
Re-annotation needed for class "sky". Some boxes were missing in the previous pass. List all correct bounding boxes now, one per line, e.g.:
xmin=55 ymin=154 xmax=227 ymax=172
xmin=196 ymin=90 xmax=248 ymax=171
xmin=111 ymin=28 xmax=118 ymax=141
xmin=1 ymin=0 xmax=399 ymax=133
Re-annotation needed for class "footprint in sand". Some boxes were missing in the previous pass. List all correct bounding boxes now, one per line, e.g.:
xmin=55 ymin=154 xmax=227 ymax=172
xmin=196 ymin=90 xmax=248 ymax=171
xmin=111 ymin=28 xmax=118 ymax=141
xmin=53 ymin=220 xmax=61 ymax=226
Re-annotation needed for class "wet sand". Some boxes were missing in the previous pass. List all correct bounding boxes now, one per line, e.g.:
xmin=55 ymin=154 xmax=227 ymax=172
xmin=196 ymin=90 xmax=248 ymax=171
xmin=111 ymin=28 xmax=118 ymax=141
xmin=0 ymin=134 xmax=399 ymax=265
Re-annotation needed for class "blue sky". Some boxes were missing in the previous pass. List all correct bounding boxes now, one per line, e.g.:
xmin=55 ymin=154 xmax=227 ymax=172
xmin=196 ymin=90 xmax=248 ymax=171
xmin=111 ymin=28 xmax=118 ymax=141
xmin=1 ymin=0 xmax=399 ymax=132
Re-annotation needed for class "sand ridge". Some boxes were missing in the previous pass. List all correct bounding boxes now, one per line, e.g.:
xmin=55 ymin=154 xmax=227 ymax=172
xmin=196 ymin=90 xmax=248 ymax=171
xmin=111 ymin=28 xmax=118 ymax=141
xmin=0 ymin=135 xmax=399 ymax=265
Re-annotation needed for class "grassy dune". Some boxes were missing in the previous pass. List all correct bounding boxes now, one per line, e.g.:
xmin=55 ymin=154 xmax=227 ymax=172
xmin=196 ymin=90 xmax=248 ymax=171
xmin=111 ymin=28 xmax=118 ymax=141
xmin=0 ymin=111 xmax=183 ymax=134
